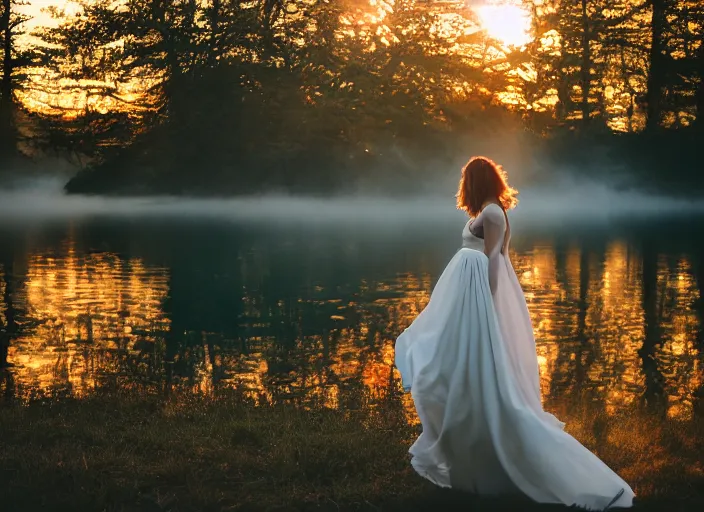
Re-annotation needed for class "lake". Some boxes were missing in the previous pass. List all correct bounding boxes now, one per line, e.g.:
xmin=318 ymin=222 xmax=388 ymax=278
xmin=1 ymin=194 xmax=703 ymax=427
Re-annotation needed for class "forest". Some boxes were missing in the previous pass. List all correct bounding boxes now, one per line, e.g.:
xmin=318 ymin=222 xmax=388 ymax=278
xmin=0 ymin=0 xmax=702 ymax=196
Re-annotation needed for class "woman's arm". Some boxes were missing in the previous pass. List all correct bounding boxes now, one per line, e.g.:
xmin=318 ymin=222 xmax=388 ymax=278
xmin=481 ymin=204 xmax=506 ymax=295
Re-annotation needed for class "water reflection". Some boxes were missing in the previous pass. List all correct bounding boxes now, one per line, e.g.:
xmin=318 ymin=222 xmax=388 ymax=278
xmin=3 ymin=235 xmax=170 ymax=399
xmin=512 ymin=238 xmax=703 ymax=420
xmin=0 ymin=221 xmax=702 ymax=426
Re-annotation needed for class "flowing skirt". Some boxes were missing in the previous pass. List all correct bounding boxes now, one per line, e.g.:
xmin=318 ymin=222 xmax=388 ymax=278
xmin=395 ymin=248 xmax=634 ymax=510
xmin=493 ymin=251 xmax=566 ymax=430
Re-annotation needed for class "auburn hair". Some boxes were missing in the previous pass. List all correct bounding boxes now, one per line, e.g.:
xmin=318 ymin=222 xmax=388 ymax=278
xmin=455 ymin=156 xmax=518 ymax=217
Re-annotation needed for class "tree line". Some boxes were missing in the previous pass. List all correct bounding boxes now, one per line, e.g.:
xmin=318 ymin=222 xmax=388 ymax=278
xmin=0 ymin=0 xmax=702 ymax=194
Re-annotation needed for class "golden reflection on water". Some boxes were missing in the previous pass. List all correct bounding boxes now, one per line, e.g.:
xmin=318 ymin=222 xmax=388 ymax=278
xmin=2 ymin=235 xmax=702 ymax=425
xmin=513 ymin=240 xmax=702 ymax=420
xmin=212 ymin=271 xmax=431 ymax=424
xmin=585 ymin=241 xmax=645 ymax=413
xmin=654 ymin=257 xmax=702 ymax=419
xmin=5 ymin=239 xmax=170 ymax=398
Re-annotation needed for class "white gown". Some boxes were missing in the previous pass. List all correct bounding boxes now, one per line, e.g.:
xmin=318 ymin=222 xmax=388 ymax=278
xmin=394 ymin=204 xmax=634 ymax=510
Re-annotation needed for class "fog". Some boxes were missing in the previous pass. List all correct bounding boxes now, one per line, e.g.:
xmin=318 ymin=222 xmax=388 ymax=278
xmin=1 ymin=175 xmax=703 ymax=228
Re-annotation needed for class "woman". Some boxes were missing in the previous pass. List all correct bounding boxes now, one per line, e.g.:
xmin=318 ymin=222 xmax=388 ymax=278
xmin=395 ymin=156 xmax=634 ymax=510
xmin=457 ymin=157 xmax=564 ymax=430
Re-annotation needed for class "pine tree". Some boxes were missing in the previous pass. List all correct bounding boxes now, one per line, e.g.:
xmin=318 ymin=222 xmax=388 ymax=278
xmin=595 ymin=0 xmax=650 ymax=132
xmin=0 ymin=0 xmax=30 ymax=157
xmin=529 ymin=0 xmax=606 ymax=128
xmin=665 ymin=0 xmax=704 ymax=127
xmin=645 ymin=0 xmax=669 ymax=130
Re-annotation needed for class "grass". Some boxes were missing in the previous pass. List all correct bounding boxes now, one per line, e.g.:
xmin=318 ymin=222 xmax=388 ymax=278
xmin=1 ymin=391 xmax=703 ymax=512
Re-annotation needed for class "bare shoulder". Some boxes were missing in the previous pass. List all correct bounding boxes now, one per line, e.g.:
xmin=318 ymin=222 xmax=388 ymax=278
xmin=481 ymin=203 xmax=506 ymax=224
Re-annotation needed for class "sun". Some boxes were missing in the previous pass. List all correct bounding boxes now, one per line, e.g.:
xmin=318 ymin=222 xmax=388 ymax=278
xmin=473 ymin=2 xmax=532 ymax=48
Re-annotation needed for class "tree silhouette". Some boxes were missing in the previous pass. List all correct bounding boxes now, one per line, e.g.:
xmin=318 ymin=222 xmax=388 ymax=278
xmin=0 ymin=0 xmax=30 ymax=157
xmin=0 ymin=0 xmax=700 ymax=192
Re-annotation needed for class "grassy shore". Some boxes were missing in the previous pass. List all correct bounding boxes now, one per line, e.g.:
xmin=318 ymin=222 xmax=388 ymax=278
xmin=1 ymin=392 xmax=703 ymax=512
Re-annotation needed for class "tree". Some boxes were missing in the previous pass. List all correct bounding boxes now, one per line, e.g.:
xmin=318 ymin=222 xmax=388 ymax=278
xmin=596 ymin=0 xmax=651 ymax=132
xmin=0 ymin=0 xmax=30 ymax=157
xmin=645 ymin=0 xmax=669 ymax=130
xmin=39 ymin=0 xmax=265 ymax=170
xmin=529 ymin=0 xmax=605 ymax=128
xmin=579 ymin=0 xmax=592 ymax=126
xmin=43 ymin=0 xmax=504 ymax=194
xmin=668 ymin=0 xmax=704 ymax=127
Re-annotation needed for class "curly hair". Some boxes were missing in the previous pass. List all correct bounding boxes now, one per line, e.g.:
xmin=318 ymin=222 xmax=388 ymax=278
xmin=456 ymin=156 xmax=518 ymax=217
